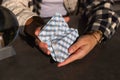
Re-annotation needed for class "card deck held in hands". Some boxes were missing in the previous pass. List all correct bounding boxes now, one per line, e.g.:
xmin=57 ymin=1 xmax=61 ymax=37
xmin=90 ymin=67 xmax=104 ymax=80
xmin=38 ymin=13 xmax=79 ymax=62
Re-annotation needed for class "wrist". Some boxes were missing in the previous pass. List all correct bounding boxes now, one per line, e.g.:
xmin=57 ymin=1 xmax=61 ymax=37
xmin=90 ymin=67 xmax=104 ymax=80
xmin=24 ymin=16 xmax=44 ymax=38
xmin=87 ymin=30 xmax=103 ymax=44
xmin=25 ymin=17 xmax=34 ymax=26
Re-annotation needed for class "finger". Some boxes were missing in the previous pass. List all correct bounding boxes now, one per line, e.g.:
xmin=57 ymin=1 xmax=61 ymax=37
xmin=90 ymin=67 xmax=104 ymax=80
xmin=39 ymin=42 xmax=51 ymax=55
xmin=41 ymin=47 xmax=51 ymax=55
xmin=35 ymin=27 xmax=41 ymax=36
xmin=58 ymin=48 xmax=84 ymax=67
xmin=68 ymin=39 xmax=84 ymax=54
xmin=64 ymin=16 xmax=70 ymax=22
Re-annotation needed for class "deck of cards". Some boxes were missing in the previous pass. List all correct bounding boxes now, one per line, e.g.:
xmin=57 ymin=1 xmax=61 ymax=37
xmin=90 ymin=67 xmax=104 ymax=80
xmin=38 ymin=13 xmax=79 ymax=62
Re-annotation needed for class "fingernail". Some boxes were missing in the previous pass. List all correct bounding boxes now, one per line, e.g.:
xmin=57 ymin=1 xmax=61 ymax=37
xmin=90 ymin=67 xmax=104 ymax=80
xmin=57 ymin=63 xmax=62 ymax=67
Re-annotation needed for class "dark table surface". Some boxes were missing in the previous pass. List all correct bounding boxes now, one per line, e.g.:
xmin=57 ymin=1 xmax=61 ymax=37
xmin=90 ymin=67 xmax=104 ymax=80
xmin=0 ymin=26 xmax=120 ymax=80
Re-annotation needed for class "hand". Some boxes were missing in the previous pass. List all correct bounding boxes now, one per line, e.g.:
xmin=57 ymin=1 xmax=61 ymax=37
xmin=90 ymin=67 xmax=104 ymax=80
xmin=34 ymin=16 xmax=70 ymax=55
xmin=35 ymin=27 xmax=51 ymax=55
xmin=58 ymin=32 xmax=101 ymax=67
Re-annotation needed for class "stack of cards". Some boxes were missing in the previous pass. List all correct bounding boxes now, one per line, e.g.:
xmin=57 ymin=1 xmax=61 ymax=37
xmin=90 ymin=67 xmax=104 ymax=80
xmin=38 ymin=13 xmax=79 ymax=62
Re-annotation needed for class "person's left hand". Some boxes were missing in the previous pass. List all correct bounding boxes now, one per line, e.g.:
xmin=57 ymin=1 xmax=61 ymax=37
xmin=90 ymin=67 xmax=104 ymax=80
xmin=57 ymin=33 xmax=101 ymax=67
xmin=34 ymin=16 xmax=70 ymax=55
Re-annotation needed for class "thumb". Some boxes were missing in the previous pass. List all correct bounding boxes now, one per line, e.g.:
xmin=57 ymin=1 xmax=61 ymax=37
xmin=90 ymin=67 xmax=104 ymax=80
xmin=64 ymin=16 xmax=70 ymax=22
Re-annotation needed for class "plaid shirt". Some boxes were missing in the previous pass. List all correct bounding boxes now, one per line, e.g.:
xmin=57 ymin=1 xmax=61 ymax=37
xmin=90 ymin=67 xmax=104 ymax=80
xmin=2 ymin=0 xmax=120 ymax=41
xmin=77 ymin=0 xmax=120 ymax=41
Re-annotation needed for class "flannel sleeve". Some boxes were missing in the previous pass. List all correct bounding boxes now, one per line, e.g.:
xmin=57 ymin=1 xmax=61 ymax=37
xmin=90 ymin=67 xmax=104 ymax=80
xmin=83 ymin=0 xmax=120 ymax=41
xmin=2 ymin=0 xmax=37 ymax=33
